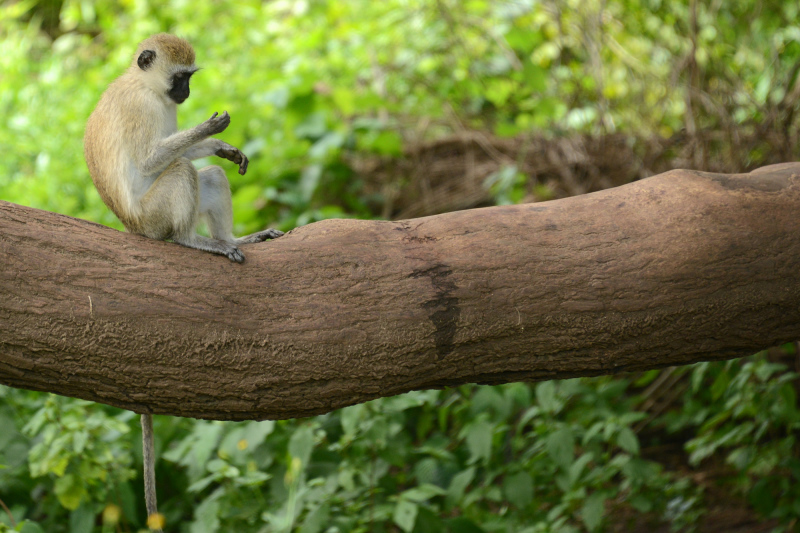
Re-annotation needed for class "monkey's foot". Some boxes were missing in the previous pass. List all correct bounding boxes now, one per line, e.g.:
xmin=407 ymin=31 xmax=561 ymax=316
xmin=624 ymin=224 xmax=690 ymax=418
xmin=236 ymin=229 xmax=284 ymax=245
xmin=223 ymin=246 xmax=245 ymax=263
xmin=203 ymin=241 xmax=245 ymax=263
xmin=175 ymin=236 xmax=245 ymax=263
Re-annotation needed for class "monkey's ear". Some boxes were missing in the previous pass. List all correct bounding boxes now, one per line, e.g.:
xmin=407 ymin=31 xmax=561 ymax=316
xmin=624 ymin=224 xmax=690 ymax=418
xmin=137 ymin=50 xmax=156 ymax=71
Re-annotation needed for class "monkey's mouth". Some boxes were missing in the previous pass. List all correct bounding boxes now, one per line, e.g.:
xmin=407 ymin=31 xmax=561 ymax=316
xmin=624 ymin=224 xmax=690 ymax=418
xmin=169 ymin=87 xmax=190 ymax=104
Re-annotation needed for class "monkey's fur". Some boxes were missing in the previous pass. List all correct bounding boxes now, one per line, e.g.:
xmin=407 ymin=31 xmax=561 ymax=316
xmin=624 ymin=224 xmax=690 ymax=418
xmin=85 ymin=34 xmax=282 ymax=531
xmin=84 ymin=33 xmax=281 ymax=264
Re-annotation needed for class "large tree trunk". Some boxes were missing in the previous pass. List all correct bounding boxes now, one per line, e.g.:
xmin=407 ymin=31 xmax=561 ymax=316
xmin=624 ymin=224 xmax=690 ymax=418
xmin=1 ymin=164 xmax=799 ymax=421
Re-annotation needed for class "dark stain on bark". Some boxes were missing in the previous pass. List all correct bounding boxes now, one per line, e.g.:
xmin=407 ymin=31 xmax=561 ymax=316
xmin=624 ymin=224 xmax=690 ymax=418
xmin=404 ymin=235 xmax=438 ymax=244
xmin=411 ymin=264 xmax=461 ymax=360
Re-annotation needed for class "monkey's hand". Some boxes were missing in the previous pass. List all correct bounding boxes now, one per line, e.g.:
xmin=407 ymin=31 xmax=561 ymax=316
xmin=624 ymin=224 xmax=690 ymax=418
xmin=215 ymin=143 xmax=249 ymax=175
xmin=200 ymin=111 xmax=231 ymax=137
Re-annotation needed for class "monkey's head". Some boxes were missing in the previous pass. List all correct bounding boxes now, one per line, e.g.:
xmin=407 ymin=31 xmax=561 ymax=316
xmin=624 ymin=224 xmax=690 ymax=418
xmin=133 ymin=33 xmax=199 ymax=105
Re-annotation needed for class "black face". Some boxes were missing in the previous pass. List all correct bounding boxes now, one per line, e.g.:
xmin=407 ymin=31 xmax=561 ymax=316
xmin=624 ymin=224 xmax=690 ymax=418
xmin=168 ymin=70 xmax=194 ymax=104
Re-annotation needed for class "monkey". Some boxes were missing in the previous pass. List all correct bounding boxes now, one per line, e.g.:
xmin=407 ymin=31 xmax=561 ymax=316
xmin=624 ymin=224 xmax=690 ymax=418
xmin=84 ymin=33 xmax=282 ymax=264
xmin=84 ymin=34 xmax=283 ymax=531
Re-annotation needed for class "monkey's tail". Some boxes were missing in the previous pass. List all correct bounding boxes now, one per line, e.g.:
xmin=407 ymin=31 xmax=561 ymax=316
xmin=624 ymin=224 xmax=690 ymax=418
xmin=141 ymin=413 xmax=164 ymax=533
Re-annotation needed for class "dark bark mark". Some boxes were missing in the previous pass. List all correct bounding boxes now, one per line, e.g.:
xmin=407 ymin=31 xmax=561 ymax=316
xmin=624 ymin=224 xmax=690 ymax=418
xmin=411 ymin=264 xmax=461 ymax=360
xmin=404 ymin=235 xmax=438 ymax=244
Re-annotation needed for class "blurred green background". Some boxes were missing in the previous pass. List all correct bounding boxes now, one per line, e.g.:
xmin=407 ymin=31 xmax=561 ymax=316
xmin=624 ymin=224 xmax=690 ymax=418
xmin=1 ymin=1 xmax=799 ymax=532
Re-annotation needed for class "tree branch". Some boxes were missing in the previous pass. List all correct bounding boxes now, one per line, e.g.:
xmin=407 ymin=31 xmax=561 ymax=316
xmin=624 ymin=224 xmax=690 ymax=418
xmin=1 ymin=164 xmax=799 ymax=421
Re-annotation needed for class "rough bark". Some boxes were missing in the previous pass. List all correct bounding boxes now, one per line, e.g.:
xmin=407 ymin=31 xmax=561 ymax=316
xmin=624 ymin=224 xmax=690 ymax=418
xmin=1 ymin=164 xmax=799 ymax=421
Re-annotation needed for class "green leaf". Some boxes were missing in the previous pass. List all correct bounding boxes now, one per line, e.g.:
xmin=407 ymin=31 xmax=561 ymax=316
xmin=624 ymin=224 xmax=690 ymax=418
xmin=299 ymin=502 xmax=330 ymax=533
xmin=188 ymin=474 xmax=217 ymax=494
xmin=288 ymin=425 xmax=314 ymax=467
xmin=470 ymin=387 xmax=510 ymax=420
xmin=393 ymin=499 xmax=418 ymax=533
xmin=332 ymin=87 xmax=356 ymax=115
xmin=402 ymin=483 xmax=447 ymax=502
xmin=445 ymin=517 xmax=486 ymax=533
xmin=309 ymin=131 xmax=345 ymax=159
xmin=522 ymin=63 xmax=547 ymax=92
xmin=206 ymin=458 xmax=228 ymax=473
xmin=258 ymin=86 xmax=290 ymax=108
xmin=748 ymin=478 xmax=777 ymax=516
xmin=536 ymin=381 xmax=557 ymax=413
xmin=54 ymin=474 xmax=86 ymax=511
xmin=69 ymin=502 xmax=95 ymax=533
xmin=234 ymin=470 xmax=271 ymax=487
xmin=691 ymin=363 xmax=709 ymax=392
xmin=622 ymin=457 xmax=657 ymax=484
xmin=616 ymin=427 xmax=640 ymax=454
xmin=465 ymin=420 xmax=493 ymax=464
xmin=580 ymin=493 xmax=606 ymax=532
xmin=165 ymin=422 xmax=223 ymax=481
xmin=546 ymin=427 xmax=574 ymax=469
xmin=0 ymin=415 xmax=17 ymax=450
xmin=485 ymin=79 xmax=517 ymax=107
xmin=568 ymin=452 xmax=594 ymax=484
xmin=71 ymin=431 xmax=88 ymax=455
xmin=16 ymin=522 xmax=45 ymax=533
xmin=299 ymin=164 xmax=322 ymax=202
xmin=777 ymin=382 xmax=799 ymax=420
xmin=190 ymin=496 xmax=221 ymax=533
xmin=341 ymin=404 xmax=365 ymax=436
xmin=630 ymin=494 xmax=653 ymax=512
xmin=373 ymin=130 xmax=403 ymax=156
xmin=503 ymin=471 xmax=533 ymax=508
xmin=633 ymin=369 xmax=660 ymax=387
xmin=447 ymin=467 xmax=476 ymax=507
xmin=117 ymin=482 xmax=138 ymax=529
xmin=505 ymin=27 xmax=543 ymax=53
xmin=22 ymin=408 xmax=48 ymax=437
xmin=710 ymin=370 xmax=730 ymax=400
xmin=413 ymin=506 xmax=445 ymax=533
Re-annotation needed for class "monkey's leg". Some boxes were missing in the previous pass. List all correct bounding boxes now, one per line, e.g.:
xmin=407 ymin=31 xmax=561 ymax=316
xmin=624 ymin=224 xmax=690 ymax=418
xmin=197 ymin=165 xmax=284 ymax=246
xmin=198 ymin=165 xmax=236 ymax=242
xmin=141 ymin=414 xmax=164 ymax=533
xmin=141 ymin=159 xmax=245 ymax=262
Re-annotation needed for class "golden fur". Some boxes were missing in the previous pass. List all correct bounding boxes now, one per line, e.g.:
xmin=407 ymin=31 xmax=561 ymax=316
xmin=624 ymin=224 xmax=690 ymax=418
xmin=136 ymin=33 xmax=195 ymax=67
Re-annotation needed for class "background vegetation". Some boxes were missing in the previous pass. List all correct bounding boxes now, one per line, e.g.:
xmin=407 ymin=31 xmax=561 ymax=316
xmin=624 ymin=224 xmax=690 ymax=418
xmin=1 ymin=1 xmax=799 ymax=532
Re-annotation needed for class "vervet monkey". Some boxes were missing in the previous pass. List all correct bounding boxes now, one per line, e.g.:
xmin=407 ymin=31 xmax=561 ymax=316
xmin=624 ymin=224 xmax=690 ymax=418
xmin=84 ymin=33 xmax=282 ymax=264
xmin=84 ymin=33 xmax=282 ymax=531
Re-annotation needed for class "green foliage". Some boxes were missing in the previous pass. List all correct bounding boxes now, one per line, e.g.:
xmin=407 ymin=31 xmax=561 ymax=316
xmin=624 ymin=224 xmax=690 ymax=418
xmin=660 ymin=349 xmax=800 ymax=524
xmin=1 ymin=1 xmax=799 ymax=532
xmin=3 ymin=0 xmax=800 ymax=229
xmin=1 ymin=383 xmax=699 ymax=532
xmin=1 ymin=361 xmax=797 ymax=531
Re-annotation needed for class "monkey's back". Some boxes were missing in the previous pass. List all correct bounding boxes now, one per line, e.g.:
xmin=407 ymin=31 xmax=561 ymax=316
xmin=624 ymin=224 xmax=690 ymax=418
xmin=84 ymin=73 xmax=161 ymax=229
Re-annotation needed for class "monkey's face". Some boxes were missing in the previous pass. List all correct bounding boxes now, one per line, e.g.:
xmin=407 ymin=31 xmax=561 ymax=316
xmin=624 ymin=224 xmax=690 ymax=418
xmin=135 ymin=45 xmax=198 ymax=105
xmin=168 ymin=70 xmax=195 ymax=104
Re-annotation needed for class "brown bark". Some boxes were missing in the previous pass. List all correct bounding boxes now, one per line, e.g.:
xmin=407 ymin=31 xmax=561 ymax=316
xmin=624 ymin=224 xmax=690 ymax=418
xmin=1 ymin=164 xmax=799 ymax=421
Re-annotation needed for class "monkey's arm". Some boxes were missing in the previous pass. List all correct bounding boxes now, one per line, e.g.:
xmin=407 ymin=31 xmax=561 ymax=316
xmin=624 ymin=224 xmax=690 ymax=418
xmin=139 ymin=112 xmax=230 ymax=176
xmin=182 ymin=138 xmax=223 ymax=159
xmin=183 ymin=138 xmax=249 ymax=175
